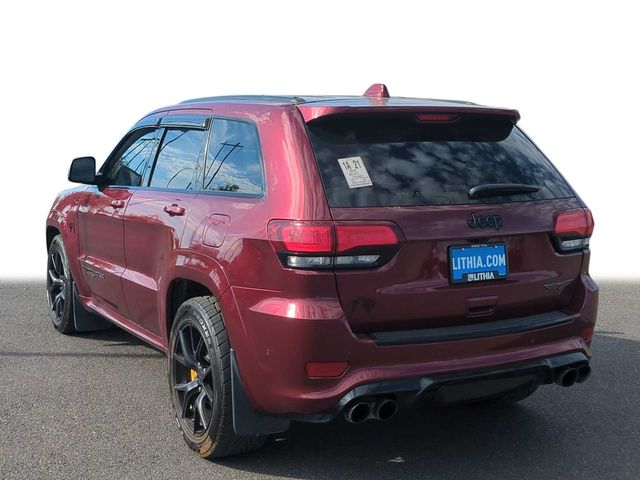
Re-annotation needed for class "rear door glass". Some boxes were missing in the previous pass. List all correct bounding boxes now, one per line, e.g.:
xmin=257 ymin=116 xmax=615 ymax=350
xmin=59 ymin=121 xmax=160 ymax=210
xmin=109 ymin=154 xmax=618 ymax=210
xmin=307 ymin=114 xmax=574 ymax=207
xmin=149 ymin=128 xmax=206 ymax=190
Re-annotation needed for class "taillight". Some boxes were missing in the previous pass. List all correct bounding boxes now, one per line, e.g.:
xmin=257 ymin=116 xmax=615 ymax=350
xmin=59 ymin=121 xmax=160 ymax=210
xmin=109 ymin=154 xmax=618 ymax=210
xmin=267 ymin=220 xmax=401 ymax=269
xmin=335 ymin=225 xmax=398 ymax=252
xmin=267 ymin=221 xmax=333 ymax=253
xmin=553 ymin=208 xmax=594 ymax=252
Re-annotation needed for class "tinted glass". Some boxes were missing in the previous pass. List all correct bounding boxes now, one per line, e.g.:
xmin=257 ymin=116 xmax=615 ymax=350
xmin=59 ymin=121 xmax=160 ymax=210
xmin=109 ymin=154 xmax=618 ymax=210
xmin=149 ymin=128 xmax=205 ymax=190
xmin=202 ymin=119 xmax=264 ymax=195
xmin=107 ymin=128 xmax=159 ymax=186
xmin=307 ymin=114 xmax=574 ymax=207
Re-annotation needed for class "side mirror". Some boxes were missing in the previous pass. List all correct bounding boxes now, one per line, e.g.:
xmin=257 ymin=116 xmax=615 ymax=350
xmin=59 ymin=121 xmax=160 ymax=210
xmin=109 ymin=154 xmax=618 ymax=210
xmin=68 ymin=157 xmax=97 ymax=184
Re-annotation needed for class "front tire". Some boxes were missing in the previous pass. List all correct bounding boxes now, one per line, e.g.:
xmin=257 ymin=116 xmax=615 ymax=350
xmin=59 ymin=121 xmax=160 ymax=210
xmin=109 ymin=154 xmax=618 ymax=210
xmin=46 ymin=235 xmax=76 ymax=334
xmin=168 ymin=296 xmax=267 ymax=458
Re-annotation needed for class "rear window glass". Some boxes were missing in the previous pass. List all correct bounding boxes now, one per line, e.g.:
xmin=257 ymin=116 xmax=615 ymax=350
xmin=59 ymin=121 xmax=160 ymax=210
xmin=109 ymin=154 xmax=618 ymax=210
xmin=202 ymin=119 xmax=264 ymax=195
xmin=307 ymin=114 xmax=573 ymax=207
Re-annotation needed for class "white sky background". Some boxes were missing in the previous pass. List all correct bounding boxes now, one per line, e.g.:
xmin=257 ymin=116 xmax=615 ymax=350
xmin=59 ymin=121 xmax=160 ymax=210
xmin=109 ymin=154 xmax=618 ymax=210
xmin=0 ymin=0 xmax=638 ymax=279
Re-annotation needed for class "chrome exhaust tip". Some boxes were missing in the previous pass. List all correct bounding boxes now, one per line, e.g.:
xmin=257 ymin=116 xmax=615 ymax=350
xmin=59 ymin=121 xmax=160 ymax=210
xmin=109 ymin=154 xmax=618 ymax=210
xmin=556 ymin=367 xmax=579 ymax=387
xmin=576 ymin=364 xmax=592 ymax=384
xmin=344 ymin=401 xmax=371 ymax=424
xmin=372 ymin=399 xmax=398 ymax=421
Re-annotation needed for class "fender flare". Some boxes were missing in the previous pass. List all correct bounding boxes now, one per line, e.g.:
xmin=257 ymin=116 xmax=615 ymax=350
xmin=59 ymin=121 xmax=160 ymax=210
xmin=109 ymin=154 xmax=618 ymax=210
xmin=159 ymin=252 xmax=231 ymax=342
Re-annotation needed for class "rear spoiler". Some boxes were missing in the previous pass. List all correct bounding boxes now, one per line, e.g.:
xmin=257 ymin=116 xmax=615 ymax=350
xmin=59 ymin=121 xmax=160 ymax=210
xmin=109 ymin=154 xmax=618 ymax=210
xmin=297 ymin=105 xmax=521 ymax=124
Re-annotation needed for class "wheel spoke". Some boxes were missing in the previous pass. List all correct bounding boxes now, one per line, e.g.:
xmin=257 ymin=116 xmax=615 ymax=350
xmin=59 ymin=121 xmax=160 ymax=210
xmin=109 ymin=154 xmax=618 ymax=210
xmin=48 ymin=269 xmax=63 ymax=285
xmin=53 ymin=292 xmax=64 ymax=316
xmin=52 ymin=253 xmax=62 ymax=275
xmin=194 ymin=336 xmax=204 ymax=360
xmin=194 ymin=390 xmax=209 ymax=432
xmin=192 ymin=401 xmax=200 ymax=433
xmin=174 ymin=353 xmax=195 ymax=369
xmin=174 ymin=379 xmax=199 ymax=394
xmin=181 ymin=388 xmax=199 ymax=419
xmin=58 ymin=254 xmax=64 ymax=276
xmin=201 ymin=379 xmax=215 ymax=402
xmin=47 ymin=282 xmax=58 ymax=295
xmin=189 ymin=327 xmax=196 ymax=357
xmin=50 ymin=253 xmax=58 ymax=274
xmin=178 ymin=329 xmax=198 ymax=367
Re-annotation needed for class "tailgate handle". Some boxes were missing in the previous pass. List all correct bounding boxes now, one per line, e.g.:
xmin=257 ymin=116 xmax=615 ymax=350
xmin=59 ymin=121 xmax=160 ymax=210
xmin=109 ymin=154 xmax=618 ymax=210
xmin=466 ymin=296 xmax=498 ymax=317
xmin=110 ymin=199 xmax=125 ymax=208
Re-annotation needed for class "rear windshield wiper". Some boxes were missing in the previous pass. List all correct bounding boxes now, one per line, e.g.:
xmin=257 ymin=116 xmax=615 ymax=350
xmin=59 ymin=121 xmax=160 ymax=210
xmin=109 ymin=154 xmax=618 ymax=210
xmin=468 ymin=183 xmax=541 ymax=199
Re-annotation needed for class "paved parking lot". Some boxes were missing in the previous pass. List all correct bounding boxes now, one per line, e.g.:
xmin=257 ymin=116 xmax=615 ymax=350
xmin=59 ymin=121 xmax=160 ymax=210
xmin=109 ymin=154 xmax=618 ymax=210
xmin=1 ymin=280 xmax=638 ymax=479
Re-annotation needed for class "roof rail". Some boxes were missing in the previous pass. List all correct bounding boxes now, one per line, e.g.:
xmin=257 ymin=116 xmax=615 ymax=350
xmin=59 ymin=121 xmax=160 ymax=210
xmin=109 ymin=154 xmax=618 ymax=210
xmin=180 ymin=95 xmax=306 ymax=105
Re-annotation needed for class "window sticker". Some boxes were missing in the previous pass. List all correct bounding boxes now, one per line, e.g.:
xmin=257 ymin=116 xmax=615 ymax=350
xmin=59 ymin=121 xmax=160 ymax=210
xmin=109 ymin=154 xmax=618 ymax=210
xmin=337 ymin=156 xmax=373 ymax=189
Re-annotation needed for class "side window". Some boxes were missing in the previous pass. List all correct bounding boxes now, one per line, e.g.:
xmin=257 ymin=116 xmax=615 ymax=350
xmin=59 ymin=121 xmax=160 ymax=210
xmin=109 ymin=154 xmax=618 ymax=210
xmin=149 ymin=128 xmax=206 ymax=190
xmin=107 ymin=128 xmax=160 ymax=186
xmin=202 ymin=119 xmax=264 ymax=195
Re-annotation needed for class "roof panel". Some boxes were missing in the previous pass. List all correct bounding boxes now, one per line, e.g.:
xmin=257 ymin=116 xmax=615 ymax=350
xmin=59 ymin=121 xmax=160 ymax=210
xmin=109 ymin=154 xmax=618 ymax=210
xmin=180 ymin=95 xmax=306 ymax=105
xmin=174 ymin=93 xmax=519 ymax=122
xmin=178 ymin=94 xmax=479 ymax=108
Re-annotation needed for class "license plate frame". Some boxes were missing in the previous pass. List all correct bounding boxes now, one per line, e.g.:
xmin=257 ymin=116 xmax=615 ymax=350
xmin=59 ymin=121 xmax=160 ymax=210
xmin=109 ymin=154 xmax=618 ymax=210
xmin=449 ymin=243 xmax=509 ymax=284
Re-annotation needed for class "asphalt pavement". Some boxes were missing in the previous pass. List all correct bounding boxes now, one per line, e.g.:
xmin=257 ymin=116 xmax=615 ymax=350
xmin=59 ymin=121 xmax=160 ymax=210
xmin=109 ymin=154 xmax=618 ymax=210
xmin=1 ymin=280 xmax=639 ymax=480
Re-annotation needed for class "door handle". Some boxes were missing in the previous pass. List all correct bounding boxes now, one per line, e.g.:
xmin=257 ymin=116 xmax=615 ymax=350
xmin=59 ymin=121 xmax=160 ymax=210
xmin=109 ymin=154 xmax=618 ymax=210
xmin=110 ymin=199 xmax=125 ymax=208
xmin=164 ymin=204 xmax=185 ymax=216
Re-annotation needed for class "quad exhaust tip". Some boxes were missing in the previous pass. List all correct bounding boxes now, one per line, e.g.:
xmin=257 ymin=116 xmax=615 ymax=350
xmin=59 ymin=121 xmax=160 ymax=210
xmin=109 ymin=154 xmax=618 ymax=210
xmin=576 ymin=364 xmax=592 ymax=383
xmin=344 ymin=401 xmax=371 ymax=424
xmin=344 ymin=398 xmax=398 ymax=424
xmin=555 ymin=364 xmax=591 ymax=387
xmin=344 ymin=364 xmax=592 ymax=424
xmin=372 ymin=398 xmax=398 ymax=421
xmin=557 ymin=367 xmax=578 ymax=387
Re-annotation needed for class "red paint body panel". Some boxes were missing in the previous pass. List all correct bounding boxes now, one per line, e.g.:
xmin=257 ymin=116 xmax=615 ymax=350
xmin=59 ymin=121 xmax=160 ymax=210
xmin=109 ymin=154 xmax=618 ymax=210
xmin=330 ymin=198 xmax=584 ymax=332
xmin=121 ymin=188 xmax=197 ymax=337
xmin=77 ymin=186 xmax=132 ymax=317
xmin=227 ymin=273 xmax=597 ymax=414
xmin=46 ymin=91 xmax=598 ymax=417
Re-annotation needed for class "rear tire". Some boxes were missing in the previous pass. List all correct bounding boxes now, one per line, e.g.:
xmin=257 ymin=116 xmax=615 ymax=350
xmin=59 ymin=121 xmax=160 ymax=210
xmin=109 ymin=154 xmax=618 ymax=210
xmin=46 ymin=235 xmax=76 ymax=334
xmin=168 ymin=296 xmax=267 ymax=458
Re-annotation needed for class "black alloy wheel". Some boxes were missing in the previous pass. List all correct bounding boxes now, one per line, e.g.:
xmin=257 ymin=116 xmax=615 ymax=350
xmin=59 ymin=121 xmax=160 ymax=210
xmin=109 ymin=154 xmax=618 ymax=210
xmin=171 ymin=320 xmax=215 ymax=438
xmin=168 ymin=297 xmax=267 ymax=458
xmin=46 ymin=235 xmax=76 ymax=333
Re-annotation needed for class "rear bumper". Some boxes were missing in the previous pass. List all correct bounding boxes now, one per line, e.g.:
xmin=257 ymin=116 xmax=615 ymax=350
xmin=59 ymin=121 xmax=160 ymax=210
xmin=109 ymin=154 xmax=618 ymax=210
xmin=221 ymin=274 xmax=598 ymax=417
xmin=288 ymin=351 xmax=590 ymax=423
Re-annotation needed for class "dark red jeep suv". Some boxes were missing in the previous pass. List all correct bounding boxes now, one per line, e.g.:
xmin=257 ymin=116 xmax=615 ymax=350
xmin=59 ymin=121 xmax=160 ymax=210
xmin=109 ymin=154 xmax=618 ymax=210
xmin=46 ymin=84 xmax=598 ymax=458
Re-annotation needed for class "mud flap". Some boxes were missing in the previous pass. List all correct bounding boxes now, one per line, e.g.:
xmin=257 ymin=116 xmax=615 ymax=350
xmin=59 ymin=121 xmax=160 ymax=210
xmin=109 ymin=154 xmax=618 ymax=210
xmin=72 ymin=283 xmax=112 ymax=332
xmin=231 ymin=350 xmax=290 ymax=436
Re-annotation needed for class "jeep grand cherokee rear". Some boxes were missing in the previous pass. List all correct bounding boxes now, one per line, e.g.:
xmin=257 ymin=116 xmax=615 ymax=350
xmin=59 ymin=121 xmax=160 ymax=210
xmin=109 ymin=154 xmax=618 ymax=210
xmin=238 ymin=101 xmax=597 ymax=424
xmin=47 ymin=85 xmax=597 ymax=458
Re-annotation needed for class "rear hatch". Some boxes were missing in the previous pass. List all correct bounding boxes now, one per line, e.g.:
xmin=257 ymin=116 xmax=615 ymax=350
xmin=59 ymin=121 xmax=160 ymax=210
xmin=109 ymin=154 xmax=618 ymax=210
xmin=305 ymin=110 xmax=588 ymax=333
